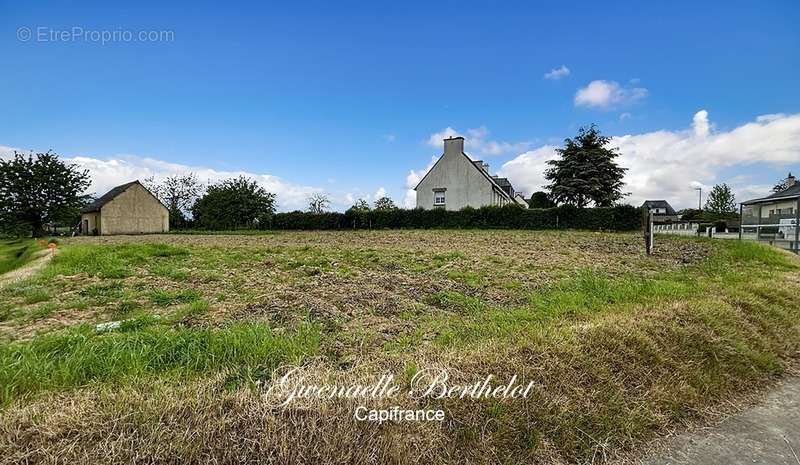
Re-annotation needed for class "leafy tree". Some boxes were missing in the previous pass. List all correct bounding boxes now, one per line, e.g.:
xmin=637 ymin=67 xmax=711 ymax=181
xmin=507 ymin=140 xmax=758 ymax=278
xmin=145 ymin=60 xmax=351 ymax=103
xmin=307 ymin=193 xmax=330 ymax=214
xmin=704 ymin=183 xmax=737 ymax=217
xmin=0 ymin=151 xmax=90 ymax=237
xmin=544 ymin=125 xmax=628 ymax=207
xmin=143 ymin=173 xmax=204 ymax=229
xmin=192 ymin=176 xmax=275 ymax=229
xmin=373 ymin=196 xmax=397 ymax=211
xmin=348 ymin=198 xmax=370 ymax=212
xmin=772 ymin=172 xmax=795 ymax=193
xmin=678 ymin=208 xmax=704 ymax=222
xmin=528 ymin=191 xmax=555 ymax=209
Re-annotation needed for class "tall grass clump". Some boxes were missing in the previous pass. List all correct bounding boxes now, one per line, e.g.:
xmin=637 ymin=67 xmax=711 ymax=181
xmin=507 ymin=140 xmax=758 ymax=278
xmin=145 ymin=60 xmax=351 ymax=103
xmin=41 ymin=243 xmax=190 ymax=279
xmin=0 ymin=239 xmax=40 ymax=275
xmin=0 ymin=322 xmax=319 ymax=405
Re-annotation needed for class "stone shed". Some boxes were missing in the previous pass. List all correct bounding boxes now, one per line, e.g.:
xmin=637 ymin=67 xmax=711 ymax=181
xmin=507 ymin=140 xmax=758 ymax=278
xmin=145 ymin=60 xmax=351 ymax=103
xmin=80 ymin=180 xmax=169 ymax=235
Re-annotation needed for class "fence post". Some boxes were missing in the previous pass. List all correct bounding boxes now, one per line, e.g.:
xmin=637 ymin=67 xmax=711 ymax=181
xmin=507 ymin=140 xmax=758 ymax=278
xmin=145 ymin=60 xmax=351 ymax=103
xmin=795 ymin=198 xmax=799 ymax=254
xmin=642 ymin=209 xmax=653 ymax=255
xmin=738 ymin=204 xmax=742 ymax=241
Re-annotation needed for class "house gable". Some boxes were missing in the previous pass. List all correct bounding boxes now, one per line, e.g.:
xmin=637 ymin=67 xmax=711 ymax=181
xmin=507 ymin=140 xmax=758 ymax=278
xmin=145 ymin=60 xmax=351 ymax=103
xmin=90 ymin=181 xmax=169 ymax=235
xmin=415 ymin=137 xmax=514 ymax=210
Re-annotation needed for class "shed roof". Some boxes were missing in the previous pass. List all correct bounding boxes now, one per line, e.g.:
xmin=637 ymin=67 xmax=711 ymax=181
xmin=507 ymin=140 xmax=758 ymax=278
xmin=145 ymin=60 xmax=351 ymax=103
xmin=81 ymin=180 xmax=164 ymax=213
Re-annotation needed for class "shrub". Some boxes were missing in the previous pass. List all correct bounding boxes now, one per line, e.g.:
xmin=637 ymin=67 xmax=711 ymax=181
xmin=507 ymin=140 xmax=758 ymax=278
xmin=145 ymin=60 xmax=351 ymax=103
xmin=270 ymin=205 xmax=641 ymax=231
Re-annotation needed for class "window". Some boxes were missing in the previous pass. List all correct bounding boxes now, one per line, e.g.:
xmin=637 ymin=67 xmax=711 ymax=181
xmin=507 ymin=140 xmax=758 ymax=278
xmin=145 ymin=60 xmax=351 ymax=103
xmin=434 ymin=191 xmax=446 ymax=206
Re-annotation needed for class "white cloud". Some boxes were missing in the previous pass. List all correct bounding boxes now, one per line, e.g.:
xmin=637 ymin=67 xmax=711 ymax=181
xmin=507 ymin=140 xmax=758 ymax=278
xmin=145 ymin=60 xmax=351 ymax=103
xmin=427 ymin=127 xmax=462 ymax=147
xmin=544 ymin=65 xmax=570 ymax=80
xmin=427 ymin=126 xmax=531 ymax=157
xmin=403 ymin=155 xmax=438 ymax=208
xmin=692 ymin=110 xmax=710 ymax=137
xmin=574 ymin=80 xmax=648 ymax=109
xmin=0 ymin=145 xmax=16 ymax=158
xmin=499 ymin=111 xmax=800 ymax=209
xmin=374 ymin=187 xmax=387 ymax=199
xmin=73 ymin=155 xmax=324 ymax=211
xmin=1 ymin=148 xmax=330 ymax=212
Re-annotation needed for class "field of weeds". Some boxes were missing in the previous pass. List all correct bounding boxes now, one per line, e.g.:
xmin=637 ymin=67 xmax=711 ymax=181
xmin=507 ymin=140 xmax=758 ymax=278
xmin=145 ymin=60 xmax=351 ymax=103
xmin=0 ymin=230 xmax=798 ymax=464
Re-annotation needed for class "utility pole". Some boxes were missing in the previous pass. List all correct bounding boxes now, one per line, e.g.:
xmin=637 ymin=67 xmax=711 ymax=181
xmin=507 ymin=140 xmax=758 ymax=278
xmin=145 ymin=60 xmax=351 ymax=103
xmin=695 ymin=187 xmax=702 ymax=210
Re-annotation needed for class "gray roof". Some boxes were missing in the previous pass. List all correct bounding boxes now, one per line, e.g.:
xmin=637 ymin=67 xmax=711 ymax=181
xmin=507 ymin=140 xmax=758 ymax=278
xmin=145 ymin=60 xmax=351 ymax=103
xmin=81 ymin=180 xmax=149 ymax=213
xmin=641 ymin=200 xmax=677 ymax=215
xmin=742 ymin=183 xmax=800 ymax=205
xmin=490 ymin=176 xmax=513 ymax=188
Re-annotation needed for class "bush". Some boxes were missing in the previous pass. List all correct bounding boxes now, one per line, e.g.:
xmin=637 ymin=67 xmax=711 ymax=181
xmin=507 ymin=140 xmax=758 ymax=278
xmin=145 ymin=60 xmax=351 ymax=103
xmin=270 ymin=205 xmax=641 ymax=231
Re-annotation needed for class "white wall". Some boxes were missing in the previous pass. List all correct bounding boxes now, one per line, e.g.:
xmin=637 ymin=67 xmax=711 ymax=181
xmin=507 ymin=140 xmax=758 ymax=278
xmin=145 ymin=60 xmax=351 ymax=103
xmin=416 ymin=138 xmax=509 ymax=210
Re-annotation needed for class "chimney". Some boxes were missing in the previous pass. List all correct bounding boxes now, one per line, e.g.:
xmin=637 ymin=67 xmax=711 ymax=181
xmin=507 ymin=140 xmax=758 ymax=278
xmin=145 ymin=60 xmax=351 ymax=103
xmin=482 ymin=162 xmax=490 ymax=173
xmin=443 ymin=136 xmax=464 ymax=156
xmin=787 ymin=172 xmax=797 ymax=187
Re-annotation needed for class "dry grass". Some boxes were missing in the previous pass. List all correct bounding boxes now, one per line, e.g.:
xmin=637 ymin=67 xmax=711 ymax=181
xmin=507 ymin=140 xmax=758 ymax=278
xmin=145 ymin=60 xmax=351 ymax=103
xmin=0 ymin=230 xmax=798 ymax=464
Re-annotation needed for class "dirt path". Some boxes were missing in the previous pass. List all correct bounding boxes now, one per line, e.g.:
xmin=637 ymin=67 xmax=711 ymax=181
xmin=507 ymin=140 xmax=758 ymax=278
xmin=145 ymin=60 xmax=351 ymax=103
xmin=642 ymin=377 xmax=800 ymax=465
xmin=0 ymin=249 xmax=54 ymax=288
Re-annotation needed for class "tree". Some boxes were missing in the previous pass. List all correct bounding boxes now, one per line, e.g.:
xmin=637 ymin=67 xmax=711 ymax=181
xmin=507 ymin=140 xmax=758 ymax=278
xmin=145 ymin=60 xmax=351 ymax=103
xmin=678 ymin=208 xmax=704 ymax=222
xmin=347 ymin=198 xmax=370 ymax=213
xmin=772 ymin=172 xmax=795 ymax=193
xmin=0 ymin=151 xmax=90 ymax=237
xmin=528 ymin=191 xmax=555 ymax=209
xmin=544 ymin=125 xmax=628 ymax=207
xmin=704 ymin=183 xmax=737 ymax=217
xmin=191 ymin=176 xmax=275 ymax=229
xmin=143 ymin=173 xmax=204 ymax=229
xmin=373 ymin=196 xmax=397 ymax=211
xmin=307 ymin=193 xmax=330 ymax=214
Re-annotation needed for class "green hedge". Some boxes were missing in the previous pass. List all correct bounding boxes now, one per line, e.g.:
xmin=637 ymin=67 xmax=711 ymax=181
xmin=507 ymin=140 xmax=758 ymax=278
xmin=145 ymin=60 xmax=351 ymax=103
xmin=270 ymin=205 xmax=641 ymax=231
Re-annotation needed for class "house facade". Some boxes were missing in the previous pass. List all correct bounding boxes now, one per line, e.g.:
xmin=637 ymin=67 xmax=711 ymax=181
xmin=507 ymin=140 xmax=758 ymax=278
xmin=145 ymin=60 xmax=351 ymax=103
xmin=740 ymin=173 xmax=799 ymax=253
xmin=81 ymin=180 xmax=169 ymax=235
xmin=415 ymin=136 xmax=521 ymax=210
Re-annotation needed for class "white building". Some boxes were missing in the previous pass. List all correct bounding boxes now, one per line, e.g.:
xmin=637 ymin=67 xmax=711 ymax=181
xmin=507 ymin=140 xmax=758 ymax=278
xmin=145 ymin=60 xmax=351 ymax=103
xmin=415 ymin=137 xmax=522 ymax=210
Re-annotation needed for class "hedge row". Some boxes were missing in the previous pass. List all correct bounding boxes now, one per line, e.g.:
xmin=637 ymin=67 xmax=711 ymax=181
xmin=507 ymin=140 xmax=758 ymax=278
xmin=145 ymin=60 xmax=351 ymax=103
xmin=269 ymin=205 xmax=641 ymax=231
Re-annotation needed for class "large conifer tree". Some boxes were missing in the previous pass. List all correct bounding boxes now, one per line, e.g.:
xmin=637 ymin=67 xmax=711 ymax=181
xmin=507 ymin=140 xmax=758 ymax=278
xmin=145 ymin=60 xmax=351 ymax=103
xmin=544 ymin=125 xmax=627 ymax=207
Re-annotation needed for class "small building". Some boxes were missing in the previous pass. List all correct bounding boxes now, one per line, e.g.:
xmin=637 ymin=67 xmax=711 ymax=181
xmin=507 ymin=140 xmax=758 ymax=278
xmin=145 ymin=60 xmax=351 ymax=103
xmin=740 ymin=173 xmax=799 ymax=253
xmin=641 ymin=200 xmax=679 ymax=222
xmin=415 ymin=136 xmax=516 ymax=210
xmin=81 ymin=180 xmax=169 ymax=235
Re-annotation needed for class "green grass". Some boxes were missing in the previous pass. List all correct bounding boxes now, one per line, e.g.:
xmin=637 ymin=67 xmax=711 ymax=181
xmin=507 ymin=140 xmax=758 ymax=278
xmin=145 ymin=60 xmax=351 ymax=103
xmin=41 ymin=243 xmax=189 ymax=279
xmin=0 ymin=321 xmax=320 ymax=405
xmin=425 ymin=240 xmax=798 ymax=348
xmin=0 ymin=239 xmax=40 ymax=275
xmin=150 ymin=289 xmax=202 ymax=306
xmin=1 ymin=232 xmax=799 ymax=464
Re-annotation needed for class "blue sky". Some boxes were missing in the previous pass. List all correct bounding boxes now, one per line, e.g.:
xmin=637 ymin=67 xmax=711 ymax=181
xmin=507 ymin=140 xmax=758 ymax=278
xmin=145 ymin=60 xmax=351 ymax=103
xmin=1 ymin=0 xmax=799 ymax=210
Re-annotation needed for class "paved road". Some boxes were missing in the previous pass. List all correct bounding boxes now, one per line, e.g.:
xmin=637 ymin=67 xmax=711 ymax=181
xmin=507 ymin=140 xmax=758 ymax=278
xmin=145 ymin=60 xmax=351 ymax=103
xmin=645 ymin=377 xmax=800 ymax=465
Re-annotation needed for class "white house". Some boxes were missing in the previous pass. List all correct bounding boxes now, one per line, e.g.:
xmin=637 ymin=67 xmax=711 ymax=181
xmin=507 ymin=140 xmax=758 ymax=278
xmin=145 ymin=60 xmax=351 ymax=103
xmin=415 ymin=136 xmax=522 ymax=210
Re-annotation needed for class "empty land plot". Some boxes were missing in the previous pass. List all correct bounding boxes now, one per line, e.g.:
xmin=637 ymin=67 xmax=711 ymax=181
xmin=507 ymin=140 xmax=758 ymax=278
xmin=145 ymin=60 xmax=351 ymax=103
xmin=0 ymin=230 xmax=798 ymax=465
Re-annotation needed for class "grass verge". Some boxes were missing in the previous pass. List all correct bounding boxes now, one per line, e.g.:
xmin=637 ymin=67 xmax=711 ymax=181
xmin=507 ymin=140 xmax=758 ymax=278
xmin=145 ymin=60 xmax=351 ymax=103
xmin=0 ymin=239 xmax=40 ymax=275
xmin=0 ymin=321 xmax=319 ymax=405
